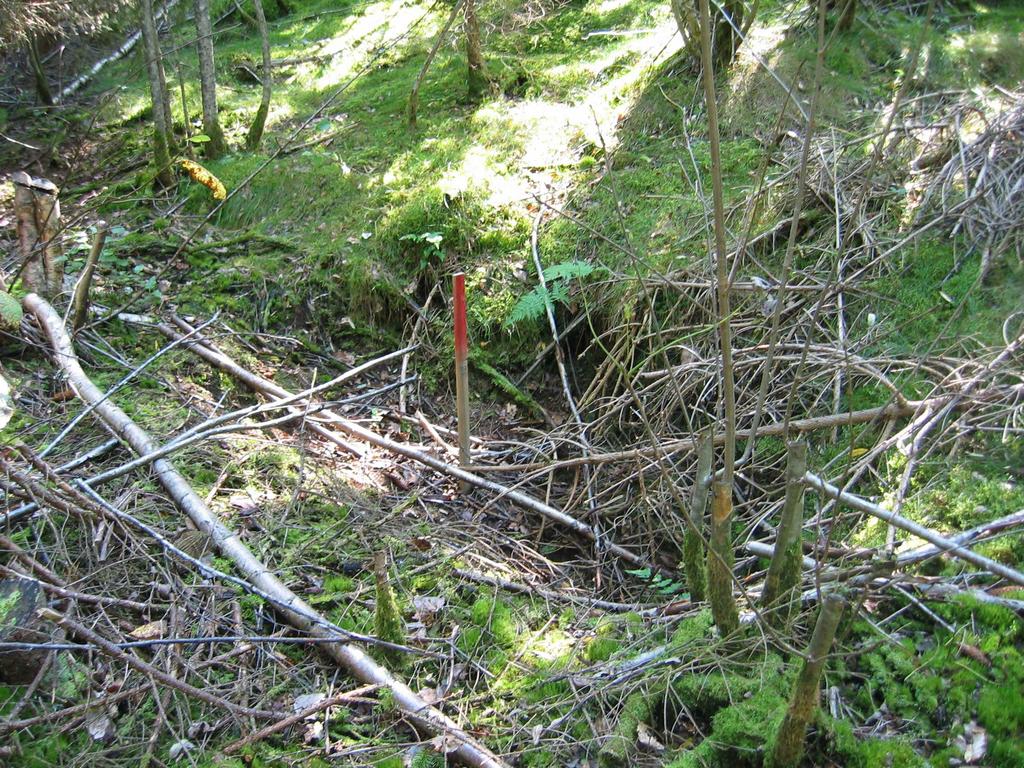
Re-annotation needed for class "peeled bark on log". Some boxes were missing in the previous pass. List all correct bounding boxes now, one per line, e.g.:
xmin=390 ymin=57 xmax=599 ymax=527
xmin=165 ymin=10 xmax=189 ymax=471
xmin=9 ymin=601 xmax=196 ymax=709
xmin=769 ymin=594 xmax=845 ymax=768
xmin=707 ymin=481 xmax=739 ymax=636
xmin=157 ymin=319 xmax=653 ymax=570
xmin=761 ymin=441 xmax=807 ymax=625
xmin=21 ymin=294 xmax=511 ymax=768
xmin=12 ymin=172 xmax=63 ymax=298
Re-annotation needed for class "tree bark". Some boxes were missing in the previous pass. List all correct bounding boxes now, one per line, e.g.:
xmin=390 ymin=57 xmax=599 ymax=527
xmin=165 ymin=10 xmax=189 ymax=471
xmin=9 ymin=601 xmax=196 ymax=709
xmin=12 ymin=172 xmax=63 ymax=298
xmin=672 ymin=0 xmax=745 ymax=68
xmin=769 ymin=594 xmax=844 ymax=768
xmin=21 ymin=294 xmax=511 ymax=768
xmin=683 ymin=432 xmax=712 ymax=602
xmin=245 ymin=0 xmax=272 ymax=151
xmin=71 ymin=222 xmax=108 ymax=332
xmin=28 ymin=36 xmax=54 ymax=105
xmin=761 ymin=441 xmax=807 ymax=626
xmin=194 ymin=0 xmax=228 ymax=158
xmin=140 ymin=0 xmax=175 ymax=187
xmin=706 ymin=481 xmax=739 ymax=636
xmin=697 ymin=0 xmax=736 ymax=485
xmin=464 ymin=0 xmax=488 ymax=101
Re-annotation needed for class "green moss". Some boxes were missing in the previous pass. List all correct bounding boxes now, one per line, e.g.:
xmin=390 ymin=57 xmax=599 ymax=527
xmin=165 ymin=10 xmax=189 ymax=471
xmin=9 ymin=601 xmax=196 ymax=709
xmin=585 ymin=635 xmax=621 ymax=663
xmin=0 ymin=291 xmax=22 ymax=331
xmin=599 ymin=688 xmax=660 ymax=768
xmin=469 ymin=597 xmax=517 ymax=649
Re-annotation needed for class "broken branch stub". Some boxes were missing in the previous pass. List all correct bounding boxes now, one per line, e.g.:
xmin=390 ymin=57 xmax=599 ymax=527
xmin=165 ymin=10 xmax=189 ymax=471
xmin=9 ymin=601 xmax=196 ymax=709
xmin=12 ymin=172 xmax=63 ymax=298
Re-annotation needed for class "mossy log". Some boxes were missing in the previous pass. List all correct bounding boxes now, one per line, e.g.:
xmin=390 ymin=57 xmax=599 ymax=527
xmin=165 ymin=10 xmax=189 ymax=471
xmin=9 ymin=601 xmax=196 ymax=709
xmin=373 ymin=550 xmax=406 ymax=665
xmin=0 ymin=576 xmax=48 ymax=685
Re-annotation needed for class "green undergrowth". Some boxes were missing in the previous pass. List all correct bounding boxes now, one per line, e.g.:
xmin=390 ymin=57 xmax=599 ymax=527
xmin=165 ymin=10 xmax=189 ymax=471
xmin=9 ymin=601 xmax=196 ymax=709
xmin=595 ymin=602 xmax=1024 ymax=768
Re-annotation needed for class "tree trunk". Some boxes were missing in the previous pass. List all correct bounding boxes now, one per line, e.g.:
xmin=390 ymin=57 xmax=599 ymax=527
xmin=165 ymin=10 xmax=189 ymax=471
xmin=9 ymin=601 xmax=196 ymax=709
xmin=194 ymin=0 xmax=228 ymax=158
xmin=12 ymin=172 xmax=63 ymax=298
xmin=28 ymin=36 xmax=54 ymax=105
xmin=769 ymin=594 xmax=845 ymax=768
xmin=464 ymin=0 xmax=488 ymax=101
xmin=761 ymin=441 xmax=807 ymax=626
xmin=140 ymin=0 xmax=175 ymax=188
xmin=245 ymin=0 xmax=272 ymax=150
xmin=706 ymin=481 xmax=739 ymax=636
xmin=71 ymin=222 xmax=108 ymax=332
xmin=837 ymin=0 xmax=856 ymax=31
xmin=674 ymin=0 xmax=745 ymax=68
xmin=682 ymin=432 xmax=713 ymax=602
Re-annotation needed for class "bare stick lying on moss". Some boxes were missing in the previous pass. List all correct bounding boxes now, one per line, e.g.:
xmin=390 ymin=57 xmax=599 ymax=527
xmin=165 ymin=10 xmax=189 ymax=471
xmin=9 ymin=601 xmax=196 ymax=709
xmin=37 ymin=608 xmax=285 ymax=720
xmin=22 ymin=294 xmax=511 ymax=768
xmin=804 ymin=471 xmax=1024 ymax=587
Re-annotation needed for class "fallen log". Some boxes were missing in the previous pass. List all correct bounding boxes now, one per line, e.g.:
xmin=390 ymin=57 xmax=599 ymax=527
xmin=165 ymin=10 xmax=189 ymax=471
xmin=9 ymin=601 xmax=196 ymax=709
xmin=157 ymin=318 xmax=652 ymax=569
xmin=60 ymin=0 xmax=181 ymax=100
xmin=21 ymin=294 xmax=510 ymax=768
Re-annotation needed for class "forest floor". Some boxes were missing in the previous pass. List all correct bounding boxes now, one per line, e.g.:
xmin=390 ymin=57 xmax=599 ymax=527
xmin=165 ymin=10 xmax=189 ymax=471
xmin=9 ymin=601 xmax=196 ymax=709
xmin=2 ymin=0 xmax=1024 ymax=766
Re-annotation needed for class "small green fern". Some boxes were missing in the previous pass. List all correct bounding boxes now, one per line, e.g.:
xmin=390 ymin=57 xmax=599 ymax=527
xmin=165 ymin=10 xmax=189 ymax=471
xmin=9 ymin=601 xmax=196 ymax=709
xmin=507 ymin=260 xmax=599 ymax=327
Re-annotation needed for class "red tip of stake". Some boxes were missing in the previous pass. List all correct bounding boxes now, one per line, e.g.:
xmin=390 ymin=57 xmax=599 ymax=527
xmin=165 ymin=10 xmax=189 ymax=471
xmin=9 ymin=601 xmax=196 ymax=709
xmin=453 ymin=272 xmax=468 ymax=360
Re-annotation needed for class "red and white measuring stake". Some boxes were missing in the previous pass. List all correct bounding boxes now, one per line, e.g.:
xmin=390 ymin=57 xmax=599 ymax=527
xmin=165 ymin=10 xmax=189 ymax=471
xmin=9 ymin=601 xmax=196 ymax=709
xmin=453 ymin=272 xmax=471 ymax=482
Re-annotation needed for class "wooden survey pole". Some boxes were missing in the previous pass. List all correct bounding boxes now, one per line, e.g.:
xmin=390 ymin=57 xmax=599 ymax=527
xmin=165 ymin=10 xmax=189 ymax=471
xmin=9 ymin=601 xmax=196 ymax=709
xmin=453 ymin=272 xmax=471 ymax=487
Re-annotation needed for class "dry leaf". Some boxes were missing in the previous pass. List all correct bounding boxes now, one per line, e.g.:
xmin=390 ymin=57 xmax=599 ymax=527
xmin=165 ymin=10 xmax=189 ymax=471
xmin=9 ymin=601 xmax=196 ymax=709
xmin=429 ymin=732 xmax=462 ymax=755
xmin=303 ymin=719 xmax=324 ymax=743
xmin=417 ymin=687 xmax=439 ymax=705
xmin=129 ymin=620 xmax=165 ymax=641
xmin=636 ymin=722 xmax=665 ymax=753
xmin=412 ymin=596 xmax=446 ymax=625
xmin=293 ymin=692 xmax=326 ymax=714
xmin=84 ymin=712 xmax=115 ymax=743
xmin=168 ymin=739 xmax=194 ymax=761
xmin=963 ymin=721 xmax=987 ymax=764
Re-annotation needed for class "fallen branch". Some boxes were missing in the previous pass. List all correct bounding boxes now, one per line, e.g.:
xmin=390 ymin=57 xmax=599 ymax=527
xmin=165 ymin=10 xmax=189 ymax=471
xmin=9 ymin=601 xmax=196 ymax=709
xmin=22 ymin=294 xmax=510 ymax=768
xmin=803 ymin=471 xmax=1024 ymax=587
xmin=60 ymin=0 xmax=181 ymax=101
xmin=158 ymin=318 xmax=652 ymax=569
xmin=466 ymin=401 xmax=920 ymax=472
xmin=37 ymin=608 xmax=284 ymax=720
xmin=222 ymin=684 xmax=378 ymax=754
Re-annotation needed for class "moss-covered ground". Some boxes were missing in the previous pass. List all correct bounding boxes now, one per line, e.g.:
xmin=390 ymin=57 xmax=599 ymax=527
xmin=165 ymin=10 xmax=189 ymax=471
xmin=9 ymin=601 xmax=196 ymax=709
xmin=1 ymin=0 xmax=1023 ymax=765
